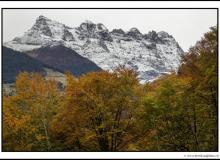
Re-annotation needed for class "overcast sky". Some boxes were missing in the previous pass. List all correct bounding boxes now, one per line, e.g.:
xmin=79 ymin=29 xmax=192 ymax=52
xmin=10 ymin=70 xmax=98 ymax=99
xmin=3 ymin=9 xmax=217 ymax=51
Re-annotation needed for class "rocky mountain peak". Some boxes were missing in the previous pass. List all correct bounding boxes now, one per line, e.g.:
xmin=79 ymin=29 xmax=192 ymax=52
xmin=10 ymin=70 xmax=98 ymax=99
xmin=79 ymin=20 xmax=96 ymax=32
xmin=127 ymin=28 xmax=143 ymax=40
xmin=79 ymin=21 xmax=108 ymax=32
xmin=31 ymin=15 xmax=66 ymax=38
xmin=129 ymin=28 xmax=141 ymax=34
xmin=143 ymin=30 xmax=164 ymax=43
xmin=33 ymin=15 xmax=52 ymax=28
xmin=97 ymin=23 xmax=108 ymax=31
xmin=4 ymin=16 xmax=185 ymax=83
xmin=111 ymin=29 xmax=125 ymax=35
xmin=157 ymin=31 xmax=172 ymax=38
xmin=36 ymin=15 xmax=50 ymax=21
xmin=78 ymin=20 xmax=112 ymax=41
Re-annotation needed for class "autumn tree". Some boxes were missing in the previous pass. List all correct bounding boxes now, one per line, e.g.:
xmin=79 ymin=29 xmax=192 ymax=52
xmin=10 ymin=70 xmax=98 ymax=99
xmin=50 ymin=67 xmax=143 ymax=151
xmin=3 ymin=26 xmax=217 ymax=152
xmin=3 ymin=72 xmax=61 ymax=151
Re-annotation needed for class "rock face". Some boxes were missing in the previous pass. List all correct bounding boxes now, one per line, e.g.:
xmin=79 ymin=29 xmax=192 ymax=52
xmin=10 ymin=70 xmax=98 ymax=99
xmin=4 ymin=15 xmax=185 ymax=83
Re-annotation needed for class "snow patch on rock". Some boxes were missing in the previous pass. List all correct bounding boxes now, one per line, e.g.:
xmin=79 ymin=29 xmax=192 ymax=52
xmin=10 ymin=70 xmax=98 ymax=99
xmin=4 ymin=15 xmax=185 ymax=83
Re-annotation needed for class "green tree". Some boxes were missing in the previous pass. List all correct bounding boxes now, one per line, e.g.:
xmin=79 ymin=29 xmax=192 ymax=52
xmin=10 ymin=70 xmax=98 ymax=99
xmin=178 ymin=26 xmax=217 ymax=151
xmin=138 ymin=26 xmax=217 ymax=151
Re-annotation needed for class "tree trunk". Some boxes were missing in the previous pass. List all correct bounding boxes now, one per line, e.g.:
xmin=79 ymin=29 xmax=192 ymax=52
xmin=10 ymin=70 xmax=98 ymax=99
xmin=42 ymin=119 xmax=51 ymax=151
xmin=192 ymin=106 xmax=200 ymax=151
xmin=152 ymin=116 xmax=160 ymax=151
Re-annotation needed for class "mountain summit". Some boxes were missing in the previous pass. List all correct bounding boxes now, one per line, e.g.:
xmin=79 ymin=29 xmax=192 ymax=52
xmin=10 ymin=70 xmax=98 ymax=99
xmin=4 ymin=15 xmax=185 ymax=83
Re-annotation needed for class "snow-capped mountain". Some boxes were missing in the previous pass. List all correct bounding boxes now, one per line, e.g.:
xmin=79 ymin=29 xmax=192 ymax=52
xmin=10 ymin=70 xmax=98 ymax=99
xmin=4 ymin=15 xmax=185 ymax=83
